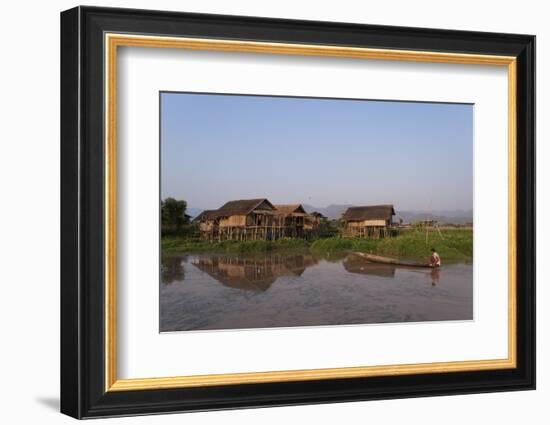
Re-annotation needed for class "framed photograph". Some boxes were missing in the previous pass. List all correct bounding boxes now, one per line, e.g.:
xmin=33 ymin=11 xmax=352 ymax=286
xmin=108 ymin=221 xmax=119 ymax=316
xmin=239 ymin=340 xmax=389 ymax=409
xmin=60 ymin=6 xmax=535 ymax=419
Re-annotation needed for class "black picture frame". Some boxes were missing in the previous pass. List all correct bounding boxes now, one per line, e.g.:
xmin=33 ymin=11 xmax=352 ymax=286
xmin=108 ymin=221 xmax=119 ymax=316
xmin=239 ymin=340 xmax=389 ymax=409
xmin=61 ymin=5 xmax=535 ymax=419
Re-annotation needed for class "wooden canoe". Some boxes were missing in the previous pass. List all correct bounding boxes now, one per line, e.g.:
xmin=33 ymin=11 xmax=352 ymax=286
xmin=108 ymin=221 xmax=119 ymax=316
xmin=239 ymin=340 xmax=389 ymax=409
xmin=351 ymin=252 xmax=432 ymax=268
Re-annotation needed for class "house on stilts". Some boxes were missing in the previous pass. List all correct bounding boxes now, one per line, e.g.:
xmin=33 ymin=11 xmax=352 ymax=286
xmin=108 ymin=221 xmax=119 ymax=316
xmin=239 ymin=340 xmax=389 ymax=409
xmin=341 ymin=204 xmax=396 ymax=238
xmin=216 ymin=198 xmax=280 ymax=241
xmin=194 ymin=199 xmax=398 ymax=241
xmin=195 ymin=199 xmax=318 ymax=241
xmin=304 ymin=211 xmax=326 ymax=236
xmin=193 ymin=210 xmax=219 ymax=241
xmin=195 ymin=198 xmax=284 ymax=241
xmin=273 ymin=204 xmax=308 ymax=238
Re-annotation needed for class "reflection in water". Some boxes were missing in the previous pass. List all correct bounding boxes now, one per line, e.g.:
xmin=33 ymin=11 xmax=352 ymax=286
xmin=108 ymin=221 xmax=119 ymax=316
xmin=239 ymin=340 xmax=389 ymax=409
xmin=160 ymin=252 xmax=473 ymax=332
xmin=431 ymin=267 xmax=441 ymax=286
xmin=161 ymin=256 xmax=186 ymax=285
xmin=342 ymin=255 xmax=396 ymax=278
xmin=191 ymin=254 xmax=318 ymax=291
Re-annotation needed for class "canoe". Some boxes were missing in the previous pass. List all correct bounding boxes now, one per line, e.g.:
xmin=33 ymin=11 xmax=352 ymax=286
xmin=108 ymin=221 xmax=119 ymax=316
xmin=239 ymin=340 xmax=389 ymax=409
xmin=351 ymin=252 xmax=432 ymax=268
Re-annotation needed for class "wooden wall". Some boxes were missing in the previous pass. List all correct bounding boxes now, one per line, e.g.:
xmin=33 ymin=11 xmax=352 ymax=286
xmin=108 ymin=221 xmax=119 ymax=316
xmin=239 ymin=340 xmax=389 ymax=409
xmin=219 ymin=215 xmax=246 ymax=227
xmin=346 ymin=219 xmax=387 ymax=228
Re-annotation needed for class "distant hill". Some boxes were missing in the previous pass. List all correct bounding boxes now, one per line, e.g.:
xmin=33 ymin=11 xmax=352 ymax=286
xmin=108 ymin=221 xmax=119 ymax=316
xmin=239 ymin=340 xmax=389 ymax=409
xmin=395 ymin=210 xmax=473 ymax=225
xmin=302 ymin=204 xmax=352 ymax=220
xmin=303 ymin=204 xmax=472 ymax=224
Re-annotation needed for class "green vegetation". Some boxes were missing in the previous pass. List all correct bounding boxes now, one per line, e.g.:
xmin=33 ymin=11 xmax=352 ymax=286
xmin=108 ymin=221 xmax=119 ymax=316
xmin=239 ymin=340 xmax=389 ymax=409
xmin=162 ymin=229 xmax=472 ymax=261
xmin=161 ymin=197 xmax=191 ymax=236
xmin=310 ymin=229 xmax=472 ymax=261
xmin=161 ymin=237 xmax=310 ymax=255
xmin=159 ymin=196 xmax=471 ymax=261
xmin=376 ymin=229 xmax=472 ymax=260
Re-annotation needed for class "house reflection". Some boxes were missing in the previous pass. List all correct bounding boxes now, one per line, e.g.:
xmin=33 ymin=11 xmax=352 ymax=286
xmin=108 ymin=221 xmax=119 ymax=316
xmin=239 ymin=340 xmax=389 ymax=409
xmin=192 ymin=254 xmax=318 ymax=291
xmin=342 ymin=255 xmax=396 ymax=278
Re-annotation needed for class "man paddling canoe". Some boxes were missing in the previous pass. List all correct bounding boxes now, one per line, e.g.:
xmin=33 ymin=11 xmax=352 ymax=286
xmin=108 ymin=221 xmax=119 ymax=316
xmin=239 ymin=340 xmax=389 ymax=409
xmin=429 ymin=248 xmax=441 ymax=268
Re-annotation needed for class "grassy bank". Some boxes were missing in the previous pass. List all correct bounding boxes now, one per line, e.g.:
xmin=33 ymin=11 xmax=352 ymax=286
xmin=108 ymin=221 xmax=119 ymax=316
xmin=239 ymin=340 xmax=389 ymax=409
xmin=310 ymin=229 xmax=472 ymax=261
xmin=162 ymin=229 xmax=472 ymax=261
xmin=161 ymin=237 xmax=310 ymax=255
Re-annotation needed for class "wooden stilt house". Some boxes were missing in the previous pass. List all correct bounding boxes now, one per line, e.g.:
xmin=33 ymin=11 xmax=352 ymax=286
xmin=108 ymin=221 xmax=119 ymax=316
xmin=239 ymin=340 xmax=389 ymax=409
xmin=304 ymin=211 xmax=326 ymax=235
xmin=215 ymin=198 xmax=279 ymax=241
xmin=341 ymin=204 xmax=396 ymax=238
xmin=193 ymin=210 xmax=219 ymax=241
xmin=273 ymin=204 xmax=308 ymax=238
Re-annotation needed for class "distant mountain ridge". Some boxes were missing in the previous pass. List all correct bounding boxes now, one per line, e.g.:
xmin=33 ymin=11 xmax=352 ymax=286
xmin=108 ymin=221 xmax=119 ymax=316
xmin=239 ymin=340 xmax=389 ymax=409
xmin=302 ymin=204 xmax=472 ymax=224
xmin=395 ymin=210 xmax=473 ymax=225
xmin=187 ymin=204 xmax=472 ymax=225
xmin=302 ymin=204 xmax=353 ymax=220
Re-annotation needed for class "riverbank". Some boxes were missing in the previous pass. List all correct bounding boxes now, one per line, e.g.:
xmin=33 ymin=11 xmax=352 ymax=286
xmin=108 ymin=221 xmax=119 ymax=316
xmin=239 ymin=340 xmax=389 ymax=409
xmin=162 ymin=229 xmax=472 ymax=261
xmin=161 ymin=237 xmax=310 ymax=255
xmin=311 ymin=229 xmax=472 ymax=261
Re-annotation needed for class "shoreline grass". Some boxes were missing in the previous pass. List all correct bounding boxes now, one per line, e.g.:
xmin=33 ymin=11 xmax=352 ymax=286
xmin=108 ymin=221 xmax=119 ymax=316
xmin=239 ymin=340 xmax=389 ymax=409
xmin=310 ymin=229 xmax=472 ymax=261
xmin=162 ymin=229 xmax=472 ymax=261
xmin=161 ymin=237 xmax=310 ymax=255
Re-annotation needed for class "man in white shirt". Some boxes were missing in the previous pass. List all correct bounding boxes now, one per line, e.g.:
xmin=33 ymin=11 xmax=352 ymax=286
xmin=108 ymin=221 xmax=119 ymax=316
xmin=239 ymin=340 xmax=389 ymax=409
xmin=429 ymin=248 xmax=441 ymax=267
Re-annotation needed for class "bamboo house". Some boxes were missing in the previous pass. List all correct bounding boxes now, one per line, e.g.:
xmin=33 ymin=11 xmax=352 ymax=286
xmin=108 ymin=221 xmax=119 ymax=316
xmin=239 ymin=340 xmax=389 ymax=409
xmin=304 ymin=211 xmax=326 ymax=235
xmin=194 ymin=199 xmax=398 ymax=240
xmin=216 ymin=198 xmax=280 ymax=241
xmin=195 ymin=199 xmax=322 ymax=241
xmin=341 ymin=204 xmax=396 ymax=238
xmin=193 ymin=209 xmax=219 ymax=238
xmin=273 ymin=204 xmax=308 ymax=238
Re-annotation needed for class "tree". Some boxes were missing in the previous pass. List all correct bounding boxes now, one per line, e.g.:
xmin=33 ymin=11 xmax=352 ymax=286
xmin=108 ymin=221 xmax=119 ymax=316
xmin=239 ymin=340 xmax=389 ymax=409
xmin=161 ymin=198 xmax=188 ymax=232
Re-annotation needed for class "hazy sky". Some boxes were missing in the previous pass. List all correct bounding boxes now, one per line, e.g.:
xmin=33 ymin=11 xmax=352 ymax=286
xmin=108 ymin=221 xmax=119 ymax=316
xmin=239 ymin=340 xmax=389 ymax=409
xmin=161 ymin=92 xmax=473 ymax=211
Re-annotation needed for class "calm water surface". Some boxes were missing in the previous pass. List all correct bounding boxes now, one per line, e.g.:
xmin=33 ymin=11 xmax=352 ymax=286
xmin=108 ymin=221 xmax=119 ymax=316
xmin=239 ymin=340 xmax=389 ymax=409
xmin=160 ymin=253 xmax=473 ymax=332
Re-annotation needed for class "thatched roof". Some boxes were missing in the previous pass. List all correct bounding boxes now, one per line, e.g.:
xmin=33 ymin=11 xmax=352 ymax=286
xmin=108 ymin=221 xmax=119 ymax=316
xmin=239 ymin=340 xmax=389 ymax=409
xmin=274 ymin=204 xmax=307 ymax=216
xmin=193 ymin=209 xmax=218 ymax=222
xmin=342 ymin=205 xmax=395 ymax=221
xmin=216 ymin=198 xmax=276 ymax=217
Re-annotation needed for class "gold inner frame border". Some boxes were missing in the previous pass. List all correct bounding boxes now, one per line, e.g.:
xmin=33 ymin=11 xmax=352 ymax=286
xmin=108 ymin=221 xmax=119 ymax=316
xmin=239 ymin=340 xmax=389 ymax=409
xmin=104 ymin=33 xmax=517 ymax=392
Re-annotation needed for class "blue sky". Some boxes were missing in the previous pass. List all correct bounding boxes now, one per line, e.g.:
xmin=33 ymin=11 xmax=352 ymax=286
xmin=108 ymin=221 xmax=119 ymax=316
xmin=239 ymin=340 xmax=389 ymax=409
xmin=161 ymin=92 xmax=473 ymax=211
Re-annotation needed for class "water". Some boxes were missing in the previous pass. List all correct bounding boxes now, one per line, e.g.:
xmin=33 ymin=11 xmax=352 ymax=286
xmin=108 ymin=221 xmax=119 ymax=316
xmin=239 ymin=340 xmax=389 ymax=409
xmin=160 ymin=252 xmax=473 ymax=332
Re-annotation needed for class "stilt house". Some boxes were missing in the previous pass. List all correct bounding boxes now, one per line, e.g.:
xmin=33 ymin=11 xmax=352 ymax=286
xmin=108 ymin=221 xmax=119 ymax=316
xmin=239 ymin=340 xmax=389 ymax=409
xmin=274 ymin=204 xmax=308 ymax=238
xmin=215 ymin=198 xmax=278 ymax=241
xmin=304 ymin=211 xmax=326 ymax=234
xmin=342 ymin=204 xmax=395 ymax=238
xmin=193 ymin=210 xmax=219 ymax=240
